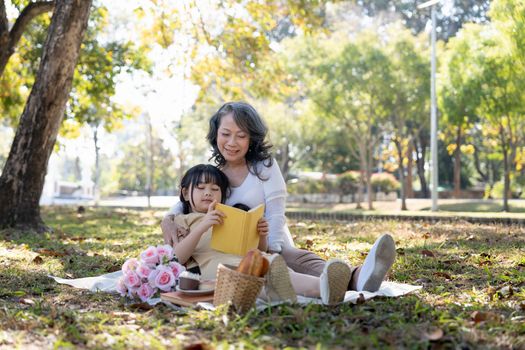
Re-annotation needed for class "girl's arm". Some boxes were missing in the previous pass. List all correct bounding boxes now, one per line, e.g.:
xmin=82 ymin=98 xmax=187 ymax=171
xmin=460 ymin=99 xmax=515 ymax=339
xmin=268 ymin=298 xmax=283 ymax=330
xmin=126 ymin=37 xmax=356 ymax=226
xmin=257 ymin=217 xmax=269 ymax=252
xmin=173 ymin=201 xmax=225 ymax=264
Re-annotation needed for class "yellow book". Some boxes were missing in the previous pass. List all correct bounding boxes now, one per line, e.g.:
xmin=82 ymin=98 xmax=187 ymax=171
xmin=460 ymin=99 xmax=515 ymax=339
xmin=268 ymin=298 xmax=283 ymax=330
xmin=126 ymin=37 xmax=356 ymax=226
xmin=211 ymin=203 xmax=265 ymax=256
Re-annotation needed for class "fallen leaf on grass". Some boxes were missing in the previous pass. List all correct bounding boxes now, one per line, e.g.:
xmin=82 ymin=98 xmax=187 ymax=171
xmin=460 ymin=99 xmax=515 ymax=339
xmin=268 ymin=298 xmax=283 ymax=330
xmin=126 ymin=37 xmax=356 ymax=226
xmin=32 ymin=256 xmax=44 ymax=264
xmin=423 ymin=327 xmax=444 ymax=341
xmin=184 ymin=342 xmax=213 ymax=350
xmin=422 ymin=232 xmax=431 ymax=240
xmin=305 ymin=239 xmax=314 ymax=247
xmin=129 ymin=302 xmax=153 ymax=311
xmin=421 ymin=249 xmax=436 ymax=257
xmin=415 ymin=278 xmax=431 ymax=285
xmin=471 ymin=311 xmax=498 ymax=324
xmin=518 ymin=302 xmax=525 ymax=311
xmin=471 ymin=311 xmax=488 ymax=323
xmin=19 ymin=298 xmax=35 ymax=306
xmin=111 ymin=311 xmax=136 ymax=321
xmin=36 ymin=249 xmax=66 ymax=257
xmin=487 ymin=286 xmax=497 ymax=301
xmin=442 ymin=258 xmax=461 ymax=265
xmin=396 ymin=248 xmax=405 ymax=255
xmin=433 ymin=272 xmax=452 ymax=280
xmin=497 ymin=286 xmax=513 ymax=298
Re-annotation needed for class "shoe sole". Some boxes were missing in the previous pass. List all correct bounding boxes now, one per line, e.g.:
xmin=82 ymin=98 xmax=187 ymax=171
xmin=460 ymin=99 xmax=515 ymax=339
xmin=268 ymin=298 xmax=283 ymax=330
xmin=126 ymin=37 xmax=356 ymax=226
xmin=362 ymin=234 xmax=396 ymax=292
xmin=266 ymin=255 xmax=297 ymax=302
xmin=325 ymin=261 xmax=351 ymax=305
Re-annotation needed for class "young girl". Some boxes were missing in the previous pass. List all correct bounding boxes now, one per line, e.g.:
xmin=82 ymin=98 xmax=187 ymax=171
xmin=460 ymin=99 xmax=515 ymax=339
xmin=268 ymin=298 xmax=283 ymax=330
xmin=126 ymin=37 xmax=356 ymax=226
xmin=172 ymin=164 xmax=353 ymax=305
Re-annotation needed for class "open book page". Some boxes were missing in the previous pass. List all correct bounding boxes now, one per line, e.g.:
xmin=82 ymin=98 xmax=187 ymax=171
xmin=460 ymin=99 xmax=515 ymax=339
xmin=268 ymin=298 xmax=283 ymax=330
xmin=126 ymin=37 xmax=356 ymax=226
xmin=211 ymin=203 xmax=265 ymax=255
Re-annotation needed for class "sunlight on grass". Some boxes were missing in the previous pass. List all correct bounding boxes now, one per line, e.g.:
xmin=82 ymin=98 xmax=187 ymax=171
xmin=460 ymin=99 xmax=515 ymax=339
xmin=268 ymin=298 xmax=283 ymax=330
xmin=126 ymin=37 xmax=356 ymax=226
xmin=0 ymin=207 xmax=523 ymax=348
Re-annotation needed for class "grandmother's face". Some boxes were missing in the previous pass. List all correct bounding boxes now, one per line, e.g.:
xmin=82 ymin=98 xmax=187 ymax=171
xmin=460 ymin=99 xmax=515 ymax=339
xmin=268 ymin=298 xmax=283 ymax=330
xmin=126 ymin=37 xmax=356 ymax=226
xmin=216 ymin=113 xmax=250 ymax=166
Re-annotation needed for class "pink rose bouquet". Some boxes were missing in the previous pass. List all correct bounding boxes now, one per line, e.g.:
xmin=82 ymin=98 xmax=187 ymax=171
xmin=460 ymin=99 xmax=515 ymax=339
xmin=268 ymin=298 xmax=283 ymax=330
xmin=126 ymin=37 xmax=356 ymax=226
xmin=117 ymin=244 xmax=185 ymax=302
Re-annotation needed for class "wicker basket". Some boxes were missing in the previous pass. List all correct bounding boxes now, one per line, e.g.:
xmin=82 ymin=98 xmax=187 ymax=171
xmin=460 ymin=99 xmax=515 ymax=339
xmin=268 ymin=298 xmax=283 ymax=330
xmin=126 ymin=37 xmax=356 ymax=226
xmin=213 ymin=264 xmax=264 ymax=313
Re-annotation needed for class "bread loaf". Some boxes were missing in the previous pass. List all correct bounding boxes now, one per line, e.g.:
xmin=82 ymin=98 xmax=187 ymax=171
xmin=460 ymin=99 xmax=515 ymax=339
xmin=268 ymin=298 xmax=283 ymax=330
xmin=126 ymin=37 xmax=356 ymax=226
xmin=237 ymin=249 xmax=269 ymax=277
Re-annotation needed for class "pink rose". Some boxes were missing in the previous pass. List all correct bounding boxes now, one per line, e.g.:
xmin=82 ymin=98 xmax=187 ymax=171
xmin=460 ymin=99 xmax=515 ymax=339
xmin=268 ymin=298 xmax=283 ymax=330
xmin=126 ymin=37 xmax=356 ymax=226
xmin=169 ymin=261 xmax=186 ymax=279
xmin=116 ymin=277 xmax=128 ymax=296
xmin=123 ymin=271 xmax=141 ymax=289
xmin=136 ymin=263 xmax=153 ymax=280
xmin=148 ymin=269 xmax=159 ymax=288
xmin=140 ymin=246 xmax=159 ymax=266
xmin=156 ymin=244 xmax=174 ymax=262
xmin=153 ymin=265 xmax=176 ymax=292
xmin=137 ymin=283 xmax=156 ymax=302
xmin=121 ymin=258 xmax=139 ymax=273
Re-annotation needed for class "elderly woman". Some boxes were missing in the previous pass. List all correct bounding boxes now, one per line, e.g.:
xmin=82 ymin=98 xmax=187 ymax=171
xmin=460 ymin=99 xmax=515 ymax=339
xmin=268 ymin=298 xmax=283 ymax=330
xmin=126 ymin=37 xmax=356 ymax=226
xmin=161 ymin=101 xmax=396 ymax=293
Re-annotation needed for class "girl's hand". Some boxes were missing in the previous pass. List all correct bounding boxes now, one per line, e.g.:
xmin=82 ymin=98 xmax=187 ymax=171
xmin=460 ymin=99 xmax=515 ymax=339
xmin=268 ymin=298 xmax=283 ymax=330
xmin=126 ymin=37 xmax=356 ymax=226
xmin=199 ymin=200 xmax=225 ymax=229
xmin=257 ymin=217 xmax=269 ymax=237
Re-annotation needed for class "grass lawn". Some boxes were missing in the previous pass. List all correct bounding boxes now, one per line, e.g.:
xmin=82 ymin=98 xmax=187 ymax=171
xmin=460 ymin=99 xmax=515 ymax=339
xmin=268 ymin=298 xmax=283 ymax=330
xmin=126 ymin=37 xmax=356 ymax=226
xmin=287 ymin=200 xmax=525 ymax=219
xmin=1 ymin=207 xmax=524 ymax=349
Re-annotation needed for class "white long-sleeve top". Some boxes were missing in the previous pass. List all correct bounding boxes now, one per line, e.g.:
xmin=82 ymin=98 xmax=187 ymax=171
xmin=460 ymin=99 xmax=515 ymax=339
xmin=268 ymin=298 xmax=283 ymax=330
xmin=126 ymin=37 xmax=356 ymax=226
xmin=167 ymin=160 xmax=293 ymax=252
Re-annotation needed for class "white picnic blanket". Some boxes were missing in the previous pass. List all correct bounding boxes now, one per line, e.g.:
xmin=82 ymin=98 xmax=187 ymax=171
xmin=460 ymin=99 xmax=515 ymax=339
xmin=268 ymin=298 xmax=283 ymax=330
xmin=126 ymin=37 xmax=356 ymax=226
xmin=50 ymin=271 xmax=421 ymax=307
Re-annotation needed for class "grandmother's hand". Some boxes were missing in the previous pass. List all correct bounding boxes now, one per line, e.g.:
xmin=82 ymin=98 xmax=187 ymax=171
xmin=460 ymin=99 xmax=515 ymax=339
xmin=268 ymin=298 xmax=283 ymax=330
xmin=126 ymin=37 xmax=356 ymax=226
xmin=161 ymin=214 xmax=187 ymax=247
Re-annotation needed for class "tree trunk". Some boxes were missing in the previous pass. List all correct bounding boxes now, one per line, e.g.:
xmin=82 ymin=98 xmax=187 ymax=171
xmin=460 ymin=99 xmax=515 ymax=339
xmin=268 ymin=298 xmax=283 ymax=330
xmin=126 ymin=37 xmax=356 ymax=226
xmin=415 ymin=134 xmax=429 ymax=198
xmin=406 ymin=139 xmax=414 ymax=198
xmin=356 ymin=147 xmax=366 ymax=210
xmin=395 ymin=139 xmax=407 ymax=210
xmin=366 ymin=143 xmax=374 ymax=210
xmin=0 ymin=0 xmax=92 ymax=231
xmin=503 ymin=150 xmax=510 ymax=212
xmin=453 ymin=125 xmax=462 ymax=198
xmin=0 ymin=1 xmax=55 ymax=77
xmin=472 ymin=145 xmax=487 ymax=182
xmin=500 ymin=124 xmax=510 ymax=212
xmin=145 ymin=113 xmax=154 ymax=208
xmin=280 ymin=141 xmax=290 ymax=180
xmin=92 ymin=124 xmax=100 ymax=206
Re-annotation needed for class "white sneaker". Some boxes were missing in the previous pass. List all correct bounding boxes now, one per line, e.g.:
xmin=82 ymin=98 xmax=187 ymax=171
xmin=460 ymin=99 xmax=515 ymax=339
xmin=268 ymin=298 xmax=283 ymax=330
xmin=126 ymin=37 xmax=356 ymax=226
xmin=264 ymin=255 xmax=297 ymax=303
xmin=356 ymin=233 xmax=396 ymax=292
xmin=320 ymin=259 xmax=351 ymax=305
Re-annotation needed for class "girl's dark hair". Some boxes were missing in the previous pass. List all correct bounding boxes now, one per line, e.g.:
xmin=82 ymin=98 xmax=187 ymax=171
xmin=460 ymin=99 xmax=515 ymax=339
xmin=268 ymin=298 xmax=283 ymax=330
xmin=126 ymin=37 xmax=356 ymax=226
xmin=179 ymin=164 xmax=230 ymax=214
xmin=207 ymin=101 xmax=273 ymax=180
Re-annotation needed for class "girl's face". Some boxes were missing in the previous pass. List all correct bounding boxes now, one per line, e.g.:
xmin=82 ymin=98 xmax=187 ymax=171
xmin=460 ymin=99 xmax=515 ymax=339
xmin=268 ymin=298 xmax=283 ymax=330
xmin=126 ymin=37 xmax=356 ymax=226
xmin=217 ymin=113 xmax=250 ymax=166
xmin=183 ymin=180 xmax=223 ymax=213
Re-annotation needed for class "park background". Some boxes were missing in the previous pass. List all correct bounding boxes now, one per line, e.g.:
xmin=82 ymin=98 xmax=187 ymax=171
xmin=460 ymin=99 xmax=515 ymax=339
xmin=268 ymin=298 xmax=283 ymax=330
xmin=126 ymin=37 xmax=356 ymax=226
xmin=0 ymin=0 xmax=524 ymax=349
xmin=2 ymin=0 xmax=525 ymax=216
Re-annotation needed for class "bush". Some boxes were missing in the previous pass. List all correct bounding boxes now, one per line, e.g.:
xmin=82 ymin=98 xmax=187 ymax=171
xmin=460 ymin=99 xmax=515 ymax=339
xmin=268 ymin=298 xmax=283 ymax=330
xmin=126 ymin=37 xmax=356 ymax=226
xmin=371 ymin=173 xmax=400 ymax=194
xmin=485 ymin=180 xmax=524 ymax=199
xmin=288 ymin=177 xmax=338 ymax=194
xmin=337 ymin=171 xmax=359 ymax=195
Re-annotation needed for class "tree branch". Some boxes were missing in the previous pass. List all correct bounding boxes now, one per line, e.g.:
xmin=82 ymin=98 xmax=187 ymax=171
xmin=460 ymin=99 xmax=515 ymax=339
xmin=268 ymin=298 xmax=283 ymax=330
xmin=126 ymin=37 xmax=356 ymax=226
xmin=9 ymin=1 xmax=55 ymax=49
xmin=1 ymin=0 xmax=8 ymax=37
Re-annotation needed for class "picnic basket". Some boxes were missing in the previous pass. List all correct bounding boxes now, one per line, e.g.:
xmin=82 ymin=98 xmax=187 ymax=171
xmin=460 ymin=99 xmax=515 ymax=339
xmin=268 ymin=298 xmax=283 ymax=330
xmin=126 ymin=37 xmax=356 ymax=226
xmin=213 ymin=263 xmax=264 ymax=313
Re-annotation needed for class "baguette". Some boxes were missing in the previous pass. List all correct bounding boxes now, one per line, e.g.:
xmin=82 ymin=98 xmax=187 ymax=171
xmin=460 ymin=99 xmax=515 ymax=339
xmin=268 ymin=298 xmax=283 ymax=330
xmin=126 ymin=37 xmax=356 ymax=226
xmin=237 ymin=249 xmax=269 ymax=277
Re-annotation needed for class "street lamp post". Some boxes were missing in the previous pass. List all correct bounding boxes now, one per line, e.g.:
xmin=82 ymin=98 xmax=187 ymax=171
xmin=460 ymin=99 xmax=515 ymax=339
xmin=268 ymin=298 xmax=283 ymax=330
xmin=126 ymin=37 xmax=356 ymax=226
xmin=418 ymin=0 xmax=440 ymax=211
